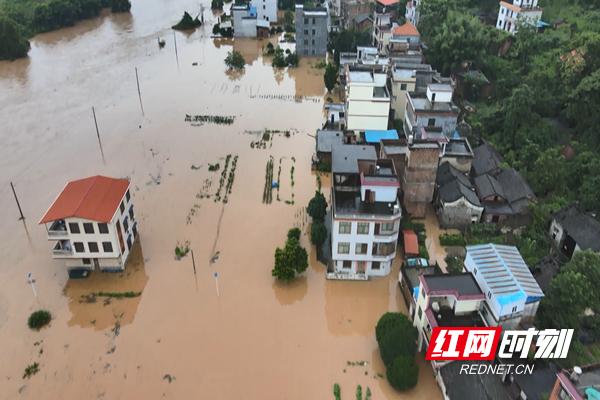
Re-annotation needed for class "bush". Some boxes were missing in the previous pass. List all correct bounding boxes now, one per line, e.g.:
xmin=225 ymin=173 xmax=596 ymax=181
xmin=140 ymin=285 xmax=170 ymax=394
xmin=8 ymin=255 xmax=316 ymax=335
xmin=439 ymin=233 xmax=466 ymax=247
xmin=287 ymin=227 xmax=301 ymax=241
xmin=211 ymin=0 xmax=224 ymax=9
xmin=28 ymin=310 xmax=51 ymax=330
xmin=378 ymin=320 xmax=417 ymax=367
xmin=224 ymin=50 xmax=245 ymax=70
xmin=272 ymin=231 xmax=308 ymax=282
xmin=212 ymin=23 xmax=220 ymax=35
xmin=386 ymin=356 xmax=419 ymax=391
xmin=333 ymin=383 xmax=341 ymax=400
xmin=376 ymin=312 xmax=408 ymax=343
xmin=111 ymin=0 xmax=131 ymax=12
xmin=285 ymin=51 xmax=299 ymax=67
xmin=0 ymin=16 xmax=30 ymax=60
xmin=445 ymin=255 xmax=464 ymax=275
xmin=307 ymin=191 xmax=327 ymax=221
xmin=418 ymin=244 xmax=429 ymax=260
xmin=310 ymin=221 xmax=327 ymax=246
xmin=317 ymin=160 xmax=331 ymax=172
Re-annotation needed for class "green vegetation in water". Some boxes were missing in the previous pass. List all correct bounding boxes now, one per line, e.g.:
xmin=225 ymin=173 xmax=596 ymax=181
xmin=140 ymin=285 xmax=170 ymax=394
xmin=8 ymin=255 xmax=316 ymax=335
xmin=175 ymin=241 xmax=190 ymax=259
xmin=208 ymin=163 xmax=220 ymax=171
xmin=185 ymin=114 xmax=235 ymax=125
xmin=439 ymin=233 xmax=467 ymax=247
xmin=355 ymin=385 xmax=362 ymax=400
xmin=445 ymin=255 xmax=465 ymax=275
xmin=214 ymin=154 xmax=231 ymax=201
xmin=222 ymin=155 xmax=238 ymax=203
xmin=272 ymin=228 xmax=308 ymax=282
xmin=272 ymin=46 xmax=299 ymax=68
xmin=27 ymin=310 xmax=51 ymax=330
xmin=324 ymin=62 xmax=338 ymax=92
xmin=263 ymin=156 xmax=274 ymax=204
xmin=172 ymin=11 xmax=202 ymax=30
xmin=93 ymin=291 xmax=142 ymax=298
xmin=365 ymin=387 xmax=372 ymax=400
xmin=211 ymin=0 xmax=224 ymax=9
xmin=333 ymin=383 xmax=341 ymax=400
xmin=224 ymin=50 xmax=245 ymax=70
xmin=23 ymin=362 xmax=39 ymax=379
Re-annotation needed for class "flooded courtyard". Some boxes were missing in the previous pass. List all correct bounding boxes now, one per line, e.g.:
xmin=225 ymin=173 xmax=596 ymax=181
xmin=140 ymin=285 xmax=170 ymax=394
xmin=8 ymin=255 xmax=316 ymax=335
xmin=0 ymin=0 xmax=442 ymax=398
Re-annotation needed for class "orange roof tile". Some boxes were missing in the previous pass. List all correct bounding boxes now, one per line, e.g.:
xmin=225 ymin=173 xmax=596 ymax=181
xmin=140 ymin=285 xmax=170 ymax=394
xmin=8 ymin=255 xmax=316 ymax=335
xmin=500 ymin=1 xmax=521 ymax=13
xmin=393 ymin=22 xmax=420 ymax=37
xmin=403 ymin=229 xmax=419 ymax=256
xmin=39 ymin=176 xmax=130 ymax=224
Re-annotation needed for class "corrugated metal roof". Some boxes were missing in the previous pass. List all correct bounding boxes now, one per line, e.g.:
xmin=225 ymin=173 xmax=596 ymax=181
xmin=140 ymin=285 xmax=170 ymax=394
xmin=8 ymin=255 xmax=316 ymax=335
xmin=466 ymin=244 xmax=544 ymax=299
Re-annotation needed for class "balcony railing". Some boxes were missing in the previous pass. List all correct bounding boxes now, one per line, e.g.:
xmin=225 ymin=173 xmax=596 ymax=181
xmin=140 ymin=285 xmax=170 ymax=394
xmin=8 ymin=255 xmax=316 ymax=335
xmin=53 ymin=240 xmax=73 ymax=256
xmin=47 ymin=220 xmax=68 ymax=236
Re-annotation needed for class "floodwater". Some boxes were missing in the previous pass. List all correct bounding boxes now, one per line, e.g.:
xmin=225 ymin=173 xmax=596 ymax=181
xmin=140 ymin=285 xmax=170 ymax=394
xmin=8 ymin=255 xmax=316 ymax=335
xmin=0 ymin=0 xmax=442 ymax=398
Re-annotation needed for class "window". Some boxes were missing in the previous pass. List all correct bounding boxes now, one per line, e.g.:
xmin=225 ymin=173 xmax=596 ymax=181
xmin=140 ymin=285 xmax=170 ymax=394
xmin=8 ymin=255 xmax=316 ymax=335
xmin=311 ymin=39 xmax=315 ymax=45
xmin=355 ymin=243 xmax=368 ymax=254
xmin=123 ymin=217 xmax=129 ymax=232
xmin=487 ymin=291 xmax=492 ymax=299
xmin=312 ymin=29 xmax=315 ymax=35
xmin=400 ymin=83 xmax=407 ymax=90
xmin=127 ymin=236 xmax=132 ymax=251
xmin=83 ymin=223 xmax=94 ymax=234
xmin=339 ymin=222 xmax=351 ymax=234
xmin=417 ymin=306 xmax=422 ymax=319
xmin=304 ymin=17 xmax=308 ymax=24
xmin=381 ymin=222 xmax=395 ymax=233
xmin=98 ymin=223 xmax=109 ymax=234
xmin=126 ymin=190 xmax=131 ymax=202
xmin=338 ymin=242 xmax=350 ymax=254
xmin=357 ymin=222 xmax=369 ymax=234
xmin=69 ymin=223 xmax=80 ymax=234
xmin=474 ymin=268 xmax=477 ymax=275
xmin=74 ymin=242 xmax=84 ymax=253
xmin=102 ymin=242 xmax=113 ymax=252
xmin=372 ymin=261 xmax=381 ymax=270
xmin=312 ymin=17 xmax=315 ymax=24
xmin=304 ymin=39 xmax=308 ymax=45
xmin=512 ymin=306 xmax=517 ymax=313
xmin=88 ymin=242 xmax=99 ymax=253
xmin=427 ymin=118 xmax=436 ymax=127
xmin=342 ymin=260 xmax=352 ymax=269
xmin=304 ymin=29 xmax=308 ymax=34
xmin=129 ymin=206 xmax=135 ymax=220
xmin=263 ymin=4 xmax=265 ymax=9
xmin=82 ymin=258 xmax=91 ymax=265
xmin=120 ymin=201 xmax=125 ymax=213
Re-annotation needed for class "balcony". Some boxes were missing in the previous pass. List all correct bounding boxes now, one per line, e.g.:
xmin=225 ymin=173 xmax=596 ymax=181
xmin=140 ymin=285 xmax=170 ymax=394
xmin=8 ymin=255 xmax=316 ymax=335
xmin=47 ymin=220 xmax=68 ymax=238
xmin=52 ymin=240 xmax=73 ymax=257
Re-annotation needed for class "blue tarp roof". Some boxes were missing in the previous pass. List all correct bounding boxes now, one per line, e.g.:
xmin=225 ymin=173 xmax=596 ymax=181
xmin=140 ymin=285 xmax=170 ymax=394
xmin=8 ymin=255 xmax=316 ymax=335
xmin=249 ymin=5 xmax=257 ymax=17
xmin=365 ymin=129 xmax=398 ymax=143
xmin=536 ymin=20 xmax=550 ymax=28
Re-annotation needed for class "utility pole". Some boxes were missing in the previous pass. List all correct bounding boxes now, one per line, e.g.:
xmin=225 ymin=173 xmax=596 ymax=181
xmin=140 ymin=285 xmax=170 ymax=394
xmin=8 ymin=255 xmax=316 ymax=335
xmin=135 ymin=67 xmax=144 ymax=115
xmin=191 ymin=249 xmax=197 ymax=275
xmin=10 ymin=182 xmax=25 ymax=220
xmin=173 ymin=31 xmax=179 ymax=67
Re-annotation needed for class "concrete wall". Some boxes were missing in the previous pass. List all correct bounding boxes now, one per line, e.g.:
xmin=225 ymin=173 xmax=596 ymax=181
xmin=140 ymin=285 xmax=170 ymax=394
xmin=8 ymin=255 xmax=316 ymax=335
xmin=360 ymin=185 xmax=397 ymax=202
xmin=234 ymin=16 xmax=257 ymax=38
xmin=391 ymin=81 xmax=415 ymax=120
xmin=251 ymin=0 xmax=277 ymax=22
xmin=295 ymin=7 xmax=328 ymax=56
xmin=436 ymin=197 xmax=483 ymax=228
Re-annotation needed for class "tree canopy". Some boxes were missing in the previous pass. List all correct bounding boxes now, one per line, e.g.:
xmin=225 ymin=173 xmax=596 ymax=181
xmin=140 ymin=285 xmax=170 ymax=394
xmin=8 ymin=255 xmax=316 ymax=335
xmin=0 ymin=16 xmax=30 ymax=60
xmin=272 ymin=229 xmax=308 ymax=282
xmin=307 ymin=191 xmax=327 ymax=221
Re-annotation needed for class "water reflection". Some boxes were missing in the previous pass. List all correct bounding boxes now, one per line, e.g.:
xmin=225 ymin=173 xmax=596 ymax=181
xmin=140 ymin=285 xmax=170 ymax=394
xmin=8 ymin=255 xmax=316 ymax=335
xmin=272 ymin=276 xmax=308 ymax=305
xmin=32 ymin=11 xmax=109 ymax=46
xmin=64 ymin=240 xmax=148 ymax=330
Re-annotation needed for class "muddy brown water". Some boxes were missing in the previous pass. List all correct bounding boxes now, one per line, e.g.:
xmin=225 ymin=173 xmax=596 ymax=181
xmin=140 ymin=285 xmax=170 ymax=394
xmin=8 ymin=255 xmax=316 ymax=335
xmin=0 ymin=1 xmax=442 ymax=398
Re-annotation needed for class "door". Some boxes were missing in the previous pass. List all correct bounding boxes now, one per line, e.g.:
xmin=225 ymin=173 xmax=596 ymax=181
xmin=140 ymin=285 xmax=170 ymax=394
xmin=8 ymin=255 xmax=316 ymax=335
xmin=93 ymin=258 xmax=100 ymax=269
xmin=357 ymin=262 xmax=366 ymax=274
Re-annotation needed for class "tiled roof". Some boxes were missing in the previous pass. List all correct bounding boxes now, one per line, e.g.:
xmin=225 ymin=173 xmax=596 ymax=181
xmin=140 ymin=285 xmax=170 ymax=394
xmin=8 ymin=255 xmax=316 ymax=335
xmin=40 ymin=176 xmax=129 ymax=224
xmin=392 ymin=22 xmax=420 ymax=37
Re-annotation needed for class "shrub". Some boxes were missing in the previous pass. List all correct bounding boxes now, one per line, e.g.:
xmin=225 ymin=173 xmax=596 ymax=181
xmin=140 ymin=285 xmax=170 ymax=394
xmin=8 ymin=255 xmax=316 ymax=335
xmin=28 ymin=310 xmax=51 ymax=330
xmin=211 ymin=0 xmax=224 ymax=9
xmin=378 ymin=318 xmax=417 ymax=366
xmin=439 ymin=233 xmax=466 ymax=247
xmin=111 ymin=0 xmax=131 ymax=12
xmin=272 ymin=47 xmax=287 ymax=68
xmin=376 ymin=312 xmax=407 ymax=343
xmin=386 ymin=356 xmax=418 ymax=391
xmin=23 ymin=362 xmax=40 ymax=379
xmin=287 ymin=227 xmax=301 ymax=241
xmin=333 ymin=383 xmax=341 ymax=400
xmin=418 ymin=244 xmax=429 ymax=260
xmin=0 ymin=17 xmax=30 ymax=60
xmin=212 ymin=23 xmax=220 ymax=35
xmin=310 ymin=221 xmax=327 ymax=246
xmin=317 ymin=161 xmax=331 ymax=172
xmin=307 ymin=191 xmax=327 ymax=221
xmin=445 ymin=255 xmax=464 ymax=275
xmin=224 ymin=50 xmax=245 ymax=70
xmin=285 ymin=51 xmax=299 ymax=67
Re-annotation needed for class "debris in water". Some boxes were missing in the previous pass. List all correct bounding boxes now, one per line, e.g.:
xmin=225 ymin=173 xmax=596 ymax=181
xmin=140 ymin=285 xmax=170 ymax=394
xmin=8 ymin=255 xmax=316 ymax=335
xmin=163 ymin=374 xmax=176 ymax=383
xmin=185 ymin=114 xmax=235 ymax=125
xmin=190 ymin=164 xmax=202 ymax=170
xmin=210 ymin=251 xmax=220 ymax=264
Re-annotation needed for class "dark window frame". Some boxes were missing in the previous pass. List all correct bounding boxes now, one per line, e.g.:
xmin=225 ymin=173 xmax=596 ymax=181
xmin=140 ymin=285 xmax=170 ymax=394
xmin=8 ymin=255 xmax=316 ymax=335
xmin=88 ymin=242 xmax=99 ymax=253
xmin=83 ymin=222 xmax=94 ymax=234
xmin=69 ymin=223 xmax=80 ymax=234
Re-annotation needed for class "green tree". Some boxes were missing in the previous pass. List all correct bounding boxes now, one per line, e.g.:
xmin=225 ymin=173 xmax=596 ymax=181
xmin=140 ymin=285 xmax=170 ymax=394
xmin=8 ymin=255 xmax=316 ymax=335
xmin=272 ymin=47 xmax=287 ymax=68
xmin=224 ymin=50 xmax=245 ymax=70
xmin=0 ymin=16 xmax=30 ymax=60
xmin=386 ymin=356 xmax=419 ymax=391
xmin=537 ymin=270 xmax=593 ymax=330
xmin=502 ymin=84 xmax=537 ymax=149
xmin=324 ymin=62 xmax=338 ymax=92
xmin=283 ymin=10 xmax=294 ymax=32
xmin=287 ymin=227 xmax=301 ymax=241
xmin=28 ymin=310 xmax=52 ymax=330
xmin=378 ymin=319 xmax=417 ymax=366
xmin=307 ymin=191 xmax=327 ymax=221
xmin=565 ymin=250 xmax=600 ymax=312
xmin=272 ymin=235 xmax=308 ymax=282
xmin=310 ymin=221 xmax=327 ymax=246
xmin=111 ymin=0 xmax=131 ymax=12
xmin=376 ymin=312 xmax=409 ymax=343
xmin=285 ymin=51 xmax=299 ymax=67
xmin=527 ymin=147 xmax=567 ymax=196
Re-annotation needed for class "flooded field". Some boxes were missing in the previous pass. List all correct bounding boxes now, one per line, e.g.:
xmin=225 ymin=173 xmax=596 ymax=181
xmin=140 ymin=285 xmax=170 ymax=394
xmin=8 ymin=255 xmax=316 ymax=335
xmin=0 ymin=0 xmax=442 ymax=398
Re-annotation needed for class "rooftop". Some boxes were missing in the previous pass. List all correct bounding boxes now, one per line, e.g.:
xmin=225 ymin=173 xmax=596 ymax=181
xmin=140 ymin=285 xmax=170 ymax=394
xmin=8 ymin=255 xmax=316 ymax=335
xmin=376 ymin=0 xmax=399 ymax=5
xmin=410 ymin=95 xmax=458 ymax=113
xmin=558 ymin=365 xmax=600 ymax=399
xmin=439 ymin=361 xmax=511 ymax=400
xmin=421 ymin=273 xmax=484 ymax=299
xmin=466 ymin=244 xmax=544 ymax=300
xmin=472 ymin=142 xmax=503 ymax=177
xmin=40 ymin=176 xmax=129 ymax=224
xmin=443 ymin=138 xmax=474 ymax=157
xmin=332 ymin=144 xmax=377 ymax=174
xmin=403 ymin=230 xmax=419 ymax=256
xmin=333 ymin=190 xmax=400 ymax=217
xmin=437 ymin=163 xmax=481 ymax=206
xmin=553 ymin=204 xmax=600 ymax=252
xmin=392 ymin=22 xmax=419 ymax=37
xmin=365 ymin=129 xmax=398 ymax=144
xmin=316 ymin=130 xmax=344 ymax=153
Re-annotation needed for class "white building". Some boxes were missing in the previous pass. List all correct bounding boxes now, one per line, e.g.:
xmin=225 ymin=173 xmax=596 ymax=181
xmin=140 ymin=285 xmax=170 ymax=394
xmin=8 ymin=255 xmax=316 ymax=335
xmin=405 ymin=0 xmax=420 ymax=25
xmin=404 ymin=83 xmax=459 ymax=139
xmin=464 ymin=244 xmax=544 ymax=329
xmin=496 ymin=0 xmax=543 ymax=34
xmin=39 ymin=176 xmax=138 ymax=274
xmin=345 ymin=70 xmax=391 ymax=131
xmin=251 ymin=0 xmax=277 ymax=24
xmin=329 ymin=144 xmax=402 ymax=280
xmin=412 ymin=273 xmax=486 ymax=352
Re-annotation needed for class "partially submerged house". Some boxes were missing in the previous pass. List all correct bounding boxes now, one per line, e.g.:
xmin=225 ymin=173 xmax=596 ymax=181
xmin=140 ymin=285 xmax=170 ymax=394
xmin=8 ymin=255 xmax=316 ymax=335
xmin=329 ymin=144 xmax=402 ymax=280
xmin=398 ymin=257 xmax=435 ymax=316
xmin=315 ymin=129 xmax=344 ymax=165
xmin=464 ymin=244 xmax=544 ymax=329
xmin=39 ymin=176 xmax=138 ymax=274
xmin=434 ymin=162 xmax=483 ymax=228
xmin=550 ymin=204 xmax=600 ymax=259
xmin=295 ymin=4 xmax=329 ymax=56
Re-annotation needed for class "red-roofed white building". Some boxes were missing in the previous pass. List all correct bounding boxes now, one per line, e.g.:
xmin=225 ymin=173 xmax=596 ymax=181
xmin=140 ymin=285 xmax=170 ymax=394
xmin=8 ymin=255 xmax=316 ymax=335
xmin=39 ymin=176 xmax=138 ymax=273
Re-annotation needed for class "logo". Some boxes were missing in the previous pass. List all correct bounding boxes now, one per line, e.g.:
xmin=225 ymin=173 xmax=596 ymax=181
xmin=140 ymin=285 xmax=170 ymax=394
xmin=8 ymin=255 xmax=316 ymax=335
xmin=426 ymin=327 xmax=574 ymax=361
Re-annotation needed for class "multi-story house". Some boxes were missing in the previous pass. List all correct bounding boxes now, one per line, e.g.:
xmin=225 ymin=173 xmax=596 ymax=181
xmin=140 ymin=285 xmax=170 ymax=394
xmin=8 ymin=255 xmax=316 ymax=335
xmin=404 ymin=83 xmax=460 ymax=139
xmin=464 ymin=244 xmax=544 ymax=329
xmin=295 ymin=4 xmax=329 ymax=56
xmin=345 ymin=70 xmax=391 ymax=131
xmin=372 ymin=13 xmax=394 ymax=54
xmin=251 ymin=0 xmax=277 ymax=23
xmin=39 ymin=175 xmax=138 ymax=274
xmin=496 ymin=0 xmax=543 ymax=34
xmin=405 ymin=0 xmax=420 ymax=25
xmin=389 ymin=62 xmax=433 ymax=120
xmin=412 ymin=273 xmax=486 ymax=352
xmin=329 ymin=144 xmax=402 ymax=280
xmin=550 ymin=365 xmax=600 ymax=400
xmin=341 ymin=0 xmax=373 ymax=30
xmin=232 ymin=4 xmax=258 ymax=37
